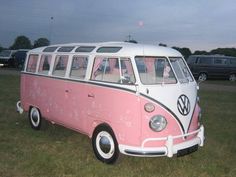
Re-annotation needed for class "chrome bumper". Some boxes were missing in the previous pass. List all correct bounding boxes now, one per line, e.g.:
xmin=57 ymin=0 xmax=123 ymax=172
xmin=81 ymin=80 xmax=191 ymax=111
xmin=16 ymin=101 xmax=24 ymax=114
xmin=119 ymin=125 xmax=204 ymax=157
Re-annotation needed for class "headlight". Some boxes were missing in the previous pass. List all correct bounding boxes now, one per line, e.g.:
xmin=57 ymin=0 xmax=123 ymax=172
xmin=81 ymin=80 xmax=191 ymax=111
xmin=149 ymin=115 xmax=167 ymax=132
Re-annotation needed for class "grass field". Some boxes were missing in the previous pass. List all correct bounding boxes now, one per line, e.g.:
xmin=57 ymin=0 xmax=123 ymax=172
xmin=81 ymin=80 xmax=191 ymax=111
xmin=0 ymin=74 xmax=235 ymax=177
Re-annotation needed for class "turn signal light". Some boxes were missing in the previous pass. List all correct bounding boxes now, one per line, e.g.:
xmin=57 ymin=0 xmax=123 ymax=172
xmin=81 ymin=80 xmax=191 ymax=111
xmin=144 ymin=103 xmax=155 ymax=113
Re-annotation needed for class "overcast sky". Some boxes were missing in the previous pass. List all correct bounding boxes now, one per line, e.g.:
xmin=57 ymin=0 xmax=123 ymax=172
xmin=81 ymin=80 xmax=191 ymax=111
xmin=0 ymin=0 xmax=236 ymax=52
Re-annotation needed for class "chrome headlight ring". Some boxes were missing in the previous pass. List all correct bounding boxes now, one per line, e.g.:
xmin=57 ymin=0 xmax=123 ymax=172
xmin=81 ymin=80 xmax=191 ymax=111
xmin=149 ymin=115 xmax=167 ymax=132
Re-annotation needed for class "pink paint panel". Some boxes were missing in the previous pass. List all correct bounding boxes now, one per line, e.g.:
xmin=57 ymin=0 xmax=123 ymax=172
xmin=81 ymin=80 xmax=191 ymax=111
xmin=186 ymin=103 xmax=200 ymax=140
xmin=85 ymin=83 xmax=141 ymax=146
xmin=139 ymin=98 xmax=200 ymax=147
xmin=140 ymin=98 xmax=183 ymax=147
xmin=21 ymin=73 xmax=142 ymax=146
xmin=21 ymin=73 xmax=200 ymax=149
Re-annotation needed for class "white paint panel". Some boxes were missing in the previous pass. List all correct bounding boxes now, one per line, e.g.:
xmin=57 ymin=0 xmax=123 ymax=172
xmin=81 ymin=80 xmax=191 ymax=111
xmin=139 ymin=81 xmax=198 ymax=134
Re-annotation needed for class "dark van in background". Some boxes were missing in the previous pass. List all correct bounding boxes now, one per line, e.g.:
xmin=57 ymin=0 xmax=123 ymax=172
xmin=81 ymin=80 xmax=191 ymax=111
xmin=0 ymin=49 xmax=29 ymax=69
xmin=11 ymin=49 xmax=29 ymax=69
xmin=187 ymin=55 xmax=236 ymax=81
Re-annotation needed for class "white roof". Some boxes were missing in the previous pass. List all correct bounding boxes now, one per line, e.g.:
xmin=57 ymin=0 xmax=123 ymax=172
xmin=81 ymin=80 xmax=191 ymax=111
xmin=29 ymin=42 xmax=182 ymax=57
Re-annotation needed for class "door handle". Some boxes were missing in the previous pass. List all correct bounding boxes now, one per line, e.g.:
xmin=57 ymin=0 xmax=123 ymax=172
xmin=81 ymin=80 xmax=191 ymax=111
xmin=88 ymin=93 xmax=95 ymax=98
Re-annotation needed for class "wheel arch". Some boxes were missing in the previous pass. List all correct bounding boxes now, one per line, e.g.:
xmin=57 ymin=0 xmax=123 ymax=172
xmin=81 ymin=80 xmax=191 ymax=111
xmin=91 ymin=122 xmax=117 ymax=139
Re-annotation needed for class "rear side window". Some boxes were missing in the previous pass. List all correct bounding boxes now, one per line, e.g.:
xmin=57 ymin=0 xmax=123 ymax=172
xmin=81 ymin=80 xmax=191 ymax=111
xmin=230 ymin=58 xmax=236 ymax=66
xmin=91 ymin=57 xmax=135 ymax=84
xmin=38 ymin=55 xmax=52 ymax=75
xmin=52 ymin=55 xmax=69 ymax=77
xmin=26 ymin=54 xmax=38 ymax=73
xmin=70 ymin=56 xmax=88 ymax=79
xmin=187 ymin=56 xmax=197 ymax=64
xmin=198 ymin=57 xmax=213 ymax=65
xmin=214 ymin=58 xmax=228 ymax=65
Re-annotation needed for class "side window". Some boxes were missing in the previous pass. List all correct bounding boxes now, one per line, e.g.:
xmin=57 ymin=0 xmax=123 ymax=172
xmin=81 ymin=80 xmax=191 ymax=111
xmin=214 ymin=57 xmax=228 ymax=65
xmin=187 ymin=56 xmax=196 ymax=64
xmin=230 ymin=58 xmax=236 ymax=66
xmin=199 ymin=57 xmax=212 ymax=65
xmin=26 ymin=54 xmax=38 ymax=73
xmin=52 ymin=55 xmax=68 ymax=77
xmin=38 ymin=55 xmax=52 ymax=74
xmin=92 ymin=57 xmax=120 ymax=83
xmin=91 ymin=57 xmax=135 ymax=84
xmin=70 ymin=56 xmax=88 ymax=79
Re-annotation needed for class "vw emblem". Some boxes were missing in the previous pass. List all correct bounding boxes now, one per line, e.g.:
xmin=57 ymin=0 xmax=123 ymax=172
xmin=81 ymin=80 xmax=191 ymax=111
xmin=177 ymin=95 xmax=190 ymax=116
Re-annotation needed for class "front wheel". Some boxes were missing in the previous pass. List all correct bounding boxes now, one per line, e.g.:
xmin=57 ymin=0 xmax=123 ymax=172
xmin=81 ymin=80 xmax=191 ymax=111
xmin=229 ymin=74 xmax=236 ymax=82
xmin=29 ymin=107 xmax=42 ymax=130
xmin=92 ymin=124 xmax=119 ymax=164
xmin=198 ymin=73 xmax=207 ymax=82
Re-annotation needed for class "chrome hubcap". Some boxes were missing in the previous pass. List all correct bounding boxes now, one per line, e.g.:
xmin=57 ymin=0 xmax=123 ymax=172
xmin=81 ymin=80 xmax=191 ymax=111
xmin=99 ymin=136 xmax=111 ymax=153
xmin=30 ymin=108 xmax=40 ymax=127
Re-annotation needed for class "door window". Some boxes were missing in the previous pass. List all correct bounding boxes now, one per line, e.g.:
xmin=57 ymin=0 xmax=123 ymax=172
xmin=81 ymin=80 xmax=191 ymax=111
xmin=91 ymin=57 xmax=135 ymax=84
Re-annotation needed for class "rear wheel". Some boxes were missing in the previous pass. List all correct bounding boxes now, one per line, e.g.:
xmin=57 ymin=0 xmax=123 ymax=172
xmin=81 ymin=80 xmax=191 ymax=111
xmin=198 ymin=73 xmax=207 ymax=82
xmin=29 ymin=107 xmax=42 ymax=130
xmin=92 ymin=124 xmax=119 ymax=164
xmin=229 ymin=74 xmax=236 ymax=82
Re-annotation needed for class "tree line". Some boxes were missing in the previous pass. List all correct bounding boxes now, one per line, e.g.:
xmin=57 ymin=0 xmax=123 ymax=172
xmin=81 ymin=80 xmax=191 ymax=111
xmin=158 ymin=43 xmax=236 ymax=59
xmin=1 ymin=36 xmax=236 ymax=60
xmin=0 ymin=35 xmax=50 ymax=52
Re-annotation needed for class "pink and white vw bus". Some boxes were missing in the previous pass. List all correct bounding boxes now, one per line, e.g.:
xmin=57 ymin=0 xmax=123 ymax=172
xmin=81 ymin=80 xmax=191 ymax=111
xmin=17 ymin=42 xmax=204 ymax=164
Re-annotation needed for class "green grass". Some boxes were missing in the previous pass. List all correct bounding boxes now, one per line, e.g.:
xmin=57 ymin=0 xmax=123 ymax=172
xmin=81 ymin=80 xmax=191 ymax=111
xmin=204 ymin=80 xmax=236 ymax=86
xmin=0 ymin=75 xmax=236 ymax=177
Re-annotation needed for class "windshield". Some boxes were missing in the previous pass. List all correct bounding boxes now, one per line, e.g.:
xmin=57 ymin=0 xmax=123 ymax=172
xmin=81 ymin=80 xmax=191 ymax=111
xmin=135 ymin=56 xmax=177 ymax=84
xmin=169 ymin=57 xmax=193 ymax=83
xmin=0 ymin=50 xmax=11 ymax=57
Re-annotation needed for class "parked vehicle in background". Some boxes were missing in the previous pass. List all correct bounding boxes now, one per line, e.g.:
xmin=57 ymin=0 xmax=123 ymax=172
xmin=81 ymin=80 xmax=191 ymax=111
xmin=12 ymin=49 xmax=29 ymax=69
xmin=0 ymin=50 xmax=16 ymax=67
xmin=187 ymin=55 xmax=236 ymax=81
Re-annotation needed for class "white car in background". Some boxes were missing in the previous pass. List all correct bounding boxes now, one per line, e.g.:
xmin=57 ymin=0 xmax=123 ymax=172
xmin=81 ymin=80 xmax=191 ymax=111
xmin=0 ymin=50 xmax=16 ymax=67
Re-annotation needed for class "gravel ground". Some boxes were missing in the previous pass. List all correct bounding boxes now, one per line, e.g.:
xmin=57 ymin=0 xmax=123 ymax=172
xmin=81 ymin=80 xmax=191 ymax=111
xmin=1 ymin=68 xmax=235 ymax=92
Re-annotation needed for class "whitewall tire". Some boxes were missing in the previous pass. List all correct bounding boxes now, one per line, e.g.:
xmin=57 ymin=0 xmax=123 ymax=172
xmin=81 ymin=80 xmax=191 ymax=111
xmin=92 ymin=124 xmax=119 ymax=164
xmin=29 ymin=107 xmax=42 ymax=130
